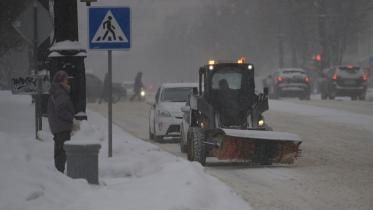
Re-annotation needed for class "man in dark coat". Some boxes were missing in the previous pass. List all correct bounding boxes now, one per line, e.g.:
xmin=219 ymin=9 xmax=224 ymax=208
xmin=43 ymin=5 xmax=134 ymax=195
xmin=48 ymin=70 xmax=75 ymax=173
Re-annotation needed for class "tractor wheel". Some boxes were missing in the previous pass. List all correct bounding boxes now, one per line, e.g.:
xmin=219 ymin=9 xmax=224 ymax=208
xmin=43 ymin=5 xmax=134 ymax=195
xmin=187 ymin=127 xmax=206 ymax=165
xmin=187 ymin=128 xmax=193 ymax=161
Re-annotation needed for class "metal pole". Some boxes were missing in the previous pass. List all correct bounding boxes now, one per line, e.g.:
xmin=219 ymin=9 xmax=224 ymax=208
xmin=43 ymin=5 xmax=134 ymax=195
xmin=33 ymin=2 xmax=40 ymax=139
xmin=108 ymin=50 xmax=113 ymax=157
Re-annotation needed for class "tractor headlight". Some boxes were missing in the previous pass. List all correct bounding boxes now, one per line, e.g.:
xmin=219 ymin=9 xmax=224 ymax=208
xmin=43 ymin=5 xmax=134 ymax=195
xmin=258 ymin=119 xmax=265 ymax=127
xmin=140 ymin=90 xmax=146 ymax=97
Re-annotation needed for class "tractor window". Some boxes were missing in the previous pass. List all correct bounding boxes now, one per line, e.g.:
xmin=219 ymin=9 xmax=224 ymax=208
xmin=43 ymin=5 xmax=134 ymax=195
xmin=211 ymin=72 xmax=242 ymax=90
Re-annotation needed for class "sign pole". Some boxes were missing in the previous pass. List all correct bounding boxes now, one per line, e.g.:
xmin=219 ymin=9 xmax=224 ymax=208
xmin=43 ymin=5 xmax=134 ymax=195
xmin=108 ymin=50 xmax=113 ymax=157
xmin=33 ymin=2 xmax=40 ymax=140
xmin=88 ymin=7 xmax=131 ymax=157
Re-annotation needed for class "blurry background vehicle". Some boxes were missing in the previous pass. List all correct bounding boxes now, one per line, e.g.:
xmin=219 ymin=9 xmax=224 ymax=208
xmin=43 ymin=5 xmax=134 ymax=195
xmin=264 ymin=68 xmax=311 ymax=100
xmin=86 ymin=73 xmax=103 ymax=103
xmin=86 ymin=73 xmax=127 ymax=103
xmin=319 ymin=65 xmax=368 ymax=100
xmin=149 ymin=83 xmax=197 ymax=141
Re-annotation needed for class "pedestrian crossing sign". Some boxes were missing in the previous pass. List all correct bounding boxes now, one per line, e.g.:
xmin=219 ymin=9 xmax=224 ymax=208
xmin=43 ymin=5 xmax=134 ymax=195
xmin=89 ymin=7 xmax=131 ymax=50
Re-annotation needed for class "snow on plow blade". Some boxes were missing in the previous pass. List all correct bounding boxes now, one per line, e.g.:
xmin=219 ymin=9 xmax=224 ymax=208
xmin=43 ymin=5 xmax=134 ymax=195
xmin=212 ymin=129 xmax=302 ymax=164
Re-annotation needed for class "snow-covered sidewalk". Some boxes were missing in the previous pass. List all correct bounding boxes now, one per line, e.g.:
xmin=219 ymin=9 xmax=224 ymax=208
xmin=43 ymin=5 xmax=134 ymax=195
xmin=0 ymin=91 xmax=252 ymax=210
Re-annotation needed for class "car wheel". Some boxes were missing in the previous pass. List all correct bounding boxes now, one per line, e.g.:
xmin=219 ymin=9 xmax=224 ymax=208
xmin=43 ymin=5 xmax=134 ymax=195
xmin=351 ymin=96 xmax=358 ymax=101
xmin=328 ymin=92 xmax=335 ymax=100
xmin=321 ymin=91 xmax=327 ymax=100
xmin=149 ymin=126 xmax=154 ymax=140
xmin=153 ymin=121 xmax=163 ymax=142
xmin=299 ymin=94 xmax=310 ymax=100
xmin=359 ymin=94 xmax=366 ymax=101
xmin=112 ymin=92 xmax=121 ymax=103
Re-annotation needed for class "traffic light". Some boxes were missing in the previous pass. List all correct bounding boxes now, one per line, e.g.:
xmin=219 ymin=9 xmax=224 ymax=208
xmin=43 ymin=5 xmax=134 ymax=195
xmin=314 ymin=54 xmax=321 ymax=63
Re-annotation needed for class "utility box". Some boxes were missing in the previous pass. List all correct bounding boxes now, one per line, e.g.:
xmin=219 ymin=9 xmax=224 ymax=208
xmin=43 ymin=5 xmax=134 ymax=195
xmin=64 ymin=143 xmax=101 ymax=184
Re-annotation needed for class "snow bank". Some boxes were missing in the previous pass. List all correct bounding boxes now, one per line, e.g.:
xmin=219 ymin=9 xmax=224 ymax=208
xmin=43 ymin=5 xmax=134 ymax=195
xmin=0 ymin=91 xmax=252 ymax=210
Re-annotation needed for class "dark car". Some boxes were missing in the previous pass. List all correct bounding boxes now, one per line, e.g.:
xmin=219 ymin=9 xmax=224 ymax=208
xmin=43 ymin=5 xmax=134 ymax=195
xmin=319 ymin=65 xmax=368 ymax=100
xmin=86 ymin=73 xmax=103 ymax=102
xmin=86 ymin=73 xmax=127 ymax=103
xmin=264 ymin=68 xmax=311 ymax=100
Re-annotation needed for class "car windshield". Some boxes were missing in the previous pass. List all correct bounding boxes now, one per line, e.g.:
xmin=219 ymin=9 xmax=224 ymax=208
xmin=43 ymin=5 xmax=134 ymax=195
xmin=160 ymin=87 xmax=194 ymax=102
xmin=212 ymin=70 xmax=242 ymax=90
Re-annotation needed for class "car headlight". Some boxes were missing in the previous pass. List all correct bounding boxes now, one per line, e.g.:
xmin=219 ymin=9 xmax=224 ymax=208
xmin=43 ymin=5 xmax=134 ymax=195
xmin=159 ymin=110 xmax=171 ymax=117
xmin=140 ymin=90 xmax=146 ymax=97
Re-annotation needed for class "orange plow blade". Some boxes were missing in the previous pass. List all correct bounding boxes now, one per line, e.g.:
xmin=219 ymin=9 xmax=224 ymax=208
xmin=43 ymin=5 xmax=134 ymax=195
xmin=211 ymin=129 xmax=302 ymax=164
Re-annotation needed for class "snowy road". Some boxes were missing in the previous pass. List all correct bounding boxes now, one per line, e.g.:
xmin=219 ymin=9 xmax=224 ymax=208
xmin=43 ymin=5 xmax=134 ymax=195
xmin=89 ymin=98 xmax=373 ymax=210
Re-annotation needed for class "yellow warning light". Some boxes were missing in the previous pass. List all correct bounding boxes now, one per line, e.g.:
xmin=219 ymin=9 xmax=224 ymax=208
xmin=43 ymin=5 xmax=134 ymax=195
xmin=208 ymin=60 xmax=215 ymax=65
xmin=237 ymin=57 xmax=246 ymax=64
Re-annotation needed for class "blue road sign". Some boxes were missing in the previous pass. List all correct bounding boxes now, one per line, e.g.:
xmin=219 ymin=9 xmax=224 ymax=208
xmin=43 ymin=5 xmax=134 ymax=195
xmin=89 ymin=7 xmax=130 ymax=49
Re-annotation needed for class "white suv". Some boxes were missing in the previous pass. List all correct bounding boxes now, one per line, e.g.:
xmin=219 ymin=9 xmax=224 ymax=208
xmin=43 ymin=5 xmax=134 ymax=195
xmin=149 ymin=83 xmax=197 ymax=141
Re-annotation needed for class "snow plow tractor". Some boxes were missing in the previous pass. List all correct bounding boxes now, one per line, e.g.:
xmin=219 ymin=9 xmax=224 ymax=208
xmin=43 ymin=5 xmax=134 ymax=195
xmin=183 ymin=59 xmax=302 ymax=166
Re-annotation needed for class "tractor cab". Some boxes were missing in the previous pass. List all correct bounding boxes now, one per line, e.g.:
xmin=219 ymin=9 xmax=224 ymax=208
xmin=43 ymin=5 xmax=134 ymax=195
xmin=197 ymin=59 xmax=265 ymax=128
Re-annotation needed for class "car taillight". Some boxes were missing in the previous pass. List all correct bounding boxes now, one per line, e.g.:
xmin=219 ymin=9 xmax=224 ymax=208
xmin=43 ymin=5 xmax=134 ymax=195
xmin=362 ymin=72 xmax=368 ymax=81
xmin=304 ymin=76 xmax=310 ymax=83
xmin=332 ymin=72 xmax=337 ymax=80
xmin=276 ymin=76 xmax=284 ymax=82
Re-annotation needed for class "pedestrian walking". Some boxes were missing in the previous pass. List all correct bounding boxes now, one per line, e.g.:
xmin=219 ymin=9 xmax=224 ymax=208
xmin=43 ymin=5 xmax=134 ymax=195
xmin=130 ymin=72 xmax=144 ymax=101
xmin=47 ymin=70 xmax=75 ymax=173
